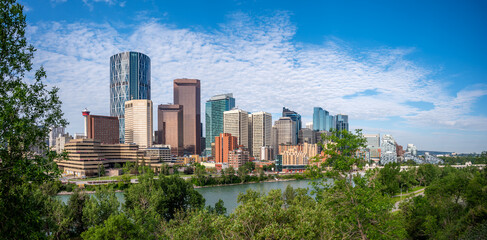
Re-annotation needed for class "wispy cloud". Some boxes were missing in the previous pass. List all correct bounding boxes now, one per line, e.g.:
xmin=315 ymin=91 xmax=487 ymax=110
xmin=26 ymin=12 xmax=487 ymax=151
xmin=82 ymin=0 xmax=125 ymax=10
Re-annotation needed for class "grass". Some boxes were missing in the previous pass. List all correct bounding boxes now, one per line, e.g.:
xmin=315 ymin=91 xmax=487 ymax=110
xmin=390 ymin=186 xmax=426 ymax=204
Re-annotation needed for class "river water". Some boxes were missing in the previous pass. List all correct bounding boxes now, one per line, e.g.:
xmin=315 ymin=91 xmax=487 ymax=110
xmin=57 ymin=179 xmax=318 ymax=213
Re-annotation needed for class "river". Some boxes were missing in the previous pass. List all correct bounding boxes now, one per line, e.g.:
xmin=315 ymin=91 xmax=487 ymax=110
xmin=57 ymin=179 xmax=320 ymax=213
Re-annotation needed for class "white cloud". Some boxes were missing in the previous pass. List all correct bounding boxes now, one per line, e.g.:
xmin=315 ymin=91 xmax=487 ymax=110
xmin=403 ymin=84 xmax=487 ymax=131
xmin=82 ymin=0 xmax=123 ymax=10
xmin=26 ymin=12 xmax=487 ymax=152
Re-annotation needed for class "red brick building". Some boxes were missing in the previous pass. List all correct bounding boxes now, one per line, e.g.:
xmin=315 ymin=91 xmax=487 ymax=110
xmin=215 ymin=133 xmax=237 ymax=163
xmin=87 ymin=115 xmax=119 ymax=144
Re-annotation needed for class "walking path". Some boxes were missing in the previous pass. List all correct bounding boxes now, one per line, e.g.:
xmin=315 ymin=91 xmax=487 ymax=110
xmin=392 ymin=188 xmax=426 ymax=212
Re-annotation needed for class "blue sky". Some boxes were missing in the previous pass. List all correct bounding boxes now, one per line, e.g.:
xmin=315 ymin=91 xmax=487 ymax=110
xmin=21 ymin=0 xmax=487 ymax=153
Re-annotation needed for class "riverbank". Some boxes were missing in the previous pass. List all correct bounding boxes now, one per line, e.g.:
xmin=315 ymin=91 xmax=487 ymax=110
xmin=57 ymin=190 xmax=124 ymax=195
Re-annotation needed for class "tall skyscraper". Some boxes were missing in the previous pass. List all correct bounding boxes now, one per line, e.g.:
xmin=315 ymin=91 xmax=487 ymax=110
xmin=271 ymin=126 xmax=278 ymax=157
xmin=282 ymin=107 xmax=301 ymax=142
xmin=327 ymin=114 xmax=334 ymax=131
xmin=274 ymin=117 xmax=297 ymax=146
xmin=223 ymin=109 xmax=249 ymax=148
xmin=250 ymin=112 xmax=272 ymax=159
xmin=313 ymin=107 xmax=332 ymax=131
xmin=157 ymin=104 xmax=184 ymax=156
xmin=205 ymin=93 xmax=235 ymax=156
xmin=214 ymin=133 xmax=238 ymax=163
xmin=335 ymin=114 xmax=349 ymax=132
xmin=110 ymin=51 xmax=151 ymax=143
xmin=124 ymin=100 xmax=153 ymax=149
xmin=174 ymin=79 xmax=201 ymax=155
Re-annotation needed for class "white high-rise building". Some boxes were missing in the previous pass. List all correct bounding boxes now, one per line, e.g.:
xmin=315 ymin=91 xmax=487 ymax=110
xmin=55 ymin=133 xmax=72 ymax=153
xmin=380 ymin=134 xmax=397 ymax=165
xmin=406 ymin=144 xmax=417 ymax=156
xmin=223 ymin=109 xmax=249 ymax=148
xmin=49 ymin=127 xmax=65 ymax=147
xmin=250 ymin=112 xmax=272 ymax=159
xmin=125 ymin=99 xmax=153 ymax=149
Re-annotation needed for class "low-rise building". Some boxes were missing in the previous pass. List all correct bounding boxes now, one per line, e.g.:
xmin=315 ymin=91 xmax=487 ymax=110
xmin=142 ymin=145 xmax=172 ymax=163
xmin=56 ymin=138 xmax=164 ymax=177
xmin=228 ymin=147 xmax=250 ymax=169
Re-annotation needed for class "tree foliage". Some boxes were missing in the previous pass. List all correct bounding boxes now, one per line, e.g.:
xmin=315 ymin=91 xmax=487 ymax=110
xmin=83 ymin=186 xmax=120 ymax=228
xmin=320 ymin=129 xmax=367 ymax=175
xmin=401 ymin=167 xmax=487 ymax=239
xmin=0 ymin=0 xmax=66 ymax=237
xmin=311 ymin=129 xmax=407 ymax=239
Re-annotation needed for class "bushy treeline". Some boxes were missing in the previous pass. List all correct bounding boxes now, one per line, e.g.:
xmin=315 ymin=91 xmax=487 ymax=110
xmin=4 ymin=165 xmax=486 ymax=239
xmin=375 ymin=162 xmax=454 ymax=196
xmin=439 ymin=151 xmax=487 ymax=165
xmin=190 ymin=161 xmax=306 ymax=187
xmin=400 ymin=166 xmax=487 ymax=239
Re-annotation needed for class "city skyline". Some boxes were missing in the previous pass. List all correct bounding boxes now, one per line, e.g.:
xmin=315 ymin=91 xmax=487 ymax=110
xmin=21 ymin=0 xmax=487 ymax=153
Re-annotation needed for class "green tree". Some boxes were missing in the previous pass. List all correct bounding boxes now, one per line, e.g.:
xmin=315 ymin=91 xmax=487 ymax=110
xmin=81 ymin=213 xmax=147 ymax=240
xmin=400 ymin=168 xmax=487 ymax=239
xmin=162 ymin=210 xmax=228 ymax=239
xmin=46 ymin=198 xmax=72 ymax=239
xmin=0 ymin=2 xmax=67 ymax=238
xmin=98 ymin=163 xmax=105 ymax=177
xmin=123 ymin=173 xmax=205 ymax=223
xmin=312 ymin=129 xmax=407 ymax=239
xmin=378 ymin=162 xmax=401 ymax=195
xmin=206 ymin=199 xmax=227 ymax=215
xmin=416 ymin=164 xmax=441 ymax=186
xmin=66 ymin=188 xmax=88 ymax=236
xmin=194 ymin=162 xmax=206 ymax=177
xmin=237 ymin=165 xmax=248 ymax=183
xmin=320 ymin=129 xmax=367 ymax=179
xmin=159 ymin=163 xmax=170 ymax=175
xmin=243 ymin=161 xmax=255 ymax=172
xmin=83 ymin=186 xmax=120 ymax=228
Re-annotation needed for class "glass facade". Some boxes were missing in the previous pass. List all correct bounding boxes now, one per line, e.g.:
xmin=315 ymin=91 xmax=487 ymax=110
xmin=205 ymin=94 xmax=235 ymax=156
xmin=282 ymin=107 xmax=301 ymax=142
xmin=335 ymin=114 xmax=349 ymax=132
xmin=110 ymin=52 xmax=151 ymax=143
xmin=327 ymin=114 xmax=334 ymax=131
xmin=313 ymin=107 xmax=321 ymax=131
xmin=313 ymin=107 xmax=331 ymax=131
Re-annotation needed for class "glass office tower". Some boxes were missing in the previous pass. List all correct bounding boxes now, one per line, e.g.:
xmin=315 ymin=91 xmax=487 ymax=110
xmin=205 ymin=93 xmax=235 ymax=156
xmin=313 ymin=107 xmax=330 ymax=131
xmin=335 ymin=114 xmax=349 ymax=132
xmin=313 ymin=107 xmax=322 ymax=131
xmin=282 ymin=107 xmax=301 ymax=143
xmin=110 ymin=52 xmax=151 ymax=143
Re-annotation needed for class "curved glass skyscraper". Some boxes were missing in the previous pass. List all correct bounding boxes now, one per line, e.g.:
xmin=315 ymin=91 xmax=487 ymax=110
xmin=110 ymin=52 xmax=151 ymax=143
